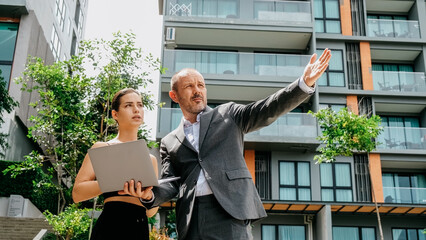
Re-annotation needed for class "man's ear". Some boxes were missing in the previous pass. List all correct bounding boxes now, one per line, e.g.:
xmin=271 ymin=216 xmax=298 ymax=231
xmin=169 ymin=90 xmax=179 ymax=103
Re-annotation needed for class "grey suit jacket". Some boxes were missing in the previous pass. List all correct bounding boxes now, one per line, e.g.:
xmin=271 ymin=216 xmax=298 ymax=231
xmin=147 ymin=79 xmax=313 ymax=239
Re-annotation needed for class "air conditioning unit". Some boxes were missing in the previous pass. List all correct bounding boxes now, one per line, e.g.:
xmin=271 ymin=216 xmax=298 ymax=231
xmin=166 ymin=27 xmax=175 ymax=41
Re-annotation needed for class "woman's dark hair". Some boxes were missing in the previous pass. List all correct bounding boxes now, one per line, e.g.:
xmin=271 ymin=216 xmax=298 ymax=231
xmin=111 ymin=88 xmax=141 ymax=111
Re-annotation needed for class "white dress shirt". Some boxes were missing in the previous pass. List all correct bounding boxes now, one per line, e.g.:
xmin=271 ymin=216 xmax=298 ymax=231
xmin=183 ymin=113 xmax=214 ymax=196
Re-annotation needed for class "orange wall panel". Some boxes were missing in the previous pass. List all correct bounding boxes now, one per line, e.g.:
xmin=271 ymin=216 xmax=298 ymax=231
xmin=369 ymin=153 xmax=384 ymax=203
xmin=346 ymin=95 xmax=359 ymax=115
xmin=0 ymin=17 xmax=20 ymax=23
xmin=360 ymin=42 xmax=373 ymax=90
xmin=340 ymin=0 xmax=353 ymax=36
xmin=245 ymin=150 xmax=256 ymax=184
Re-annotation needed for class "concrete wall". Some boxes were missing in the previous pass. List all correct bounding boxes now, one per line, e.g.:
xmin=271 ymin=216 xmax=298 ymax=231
xmin=0 ymin=197 xmax=43 ymax=218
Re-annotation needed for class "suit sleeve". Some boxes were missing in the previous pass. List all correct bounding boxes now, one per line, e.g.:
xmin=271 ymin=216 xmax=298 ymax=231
xmin=143 ymin=140 xmax=179 ymax=208
xmin=229 ymin=78 xmax=314 ymax=134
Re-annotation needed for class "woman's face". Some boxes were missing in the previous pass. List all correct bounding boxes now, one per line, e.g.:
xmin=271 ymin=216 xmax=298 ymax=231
xmin=112 ymin=92 xmax=144 ymax=127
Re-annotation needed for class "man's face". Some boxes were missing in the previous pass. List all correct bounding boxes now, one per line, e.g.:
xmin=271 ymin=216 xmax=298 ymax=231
xmin=172 ymin=72 xmax=207 ymax=115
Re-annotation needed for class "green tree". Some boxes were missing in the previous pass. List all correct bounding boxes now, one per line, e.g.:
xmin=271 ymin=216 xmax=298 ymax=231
xmin=0 ymin=69 xmax=19 ymax=158
xmin=309 ymin=107 xmax=384 ymax=240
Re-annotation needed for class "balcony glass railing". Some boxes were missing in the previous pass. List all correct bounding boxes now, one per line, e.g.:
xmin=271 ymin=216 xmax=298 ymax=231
xmin=163 ymin=49 xmax=310 ymax=78
xmin=383 ymin=187 xmax=426 ymax=204
xmin=377 ymin=127 xmax=426 ymax=150
xmin=372 ymin=71 xmax=426 ymax=92
xmin=158 ymin=109 xmax=318 ymax=140
xmin=367 ymin=19 xmax=420 ymax=39
xmin=246 ymin=113 xmax=318 ymax=139
xmin=165 ymin=0 xmax=311 ymax=23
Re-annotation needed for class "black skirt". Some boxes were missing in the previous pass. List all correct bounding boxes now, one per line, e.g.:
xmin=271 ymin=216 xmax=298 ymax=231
xmin=90 ymin=201 xmax=149 ymax=240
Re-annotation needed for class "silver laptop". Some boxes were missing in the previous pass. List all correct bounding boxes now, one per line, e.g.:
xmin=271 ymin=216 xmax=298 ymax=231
xmin=88 ymin=139 xmax=159 ymax=193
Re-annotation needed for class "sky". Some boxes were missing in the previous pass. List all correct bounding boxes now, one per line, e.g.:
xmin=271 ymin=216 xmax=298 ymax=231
xmin=84 ymin=0 xmax=163 ymax=139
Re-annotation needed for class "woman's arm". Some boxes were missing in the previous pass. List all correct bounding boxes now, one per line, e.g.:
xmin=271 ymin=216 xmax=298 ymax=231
xmin=146 ymin=155 xmax=159 ymax=217
xmin=72 ymin=142 xmax=107 ymax=203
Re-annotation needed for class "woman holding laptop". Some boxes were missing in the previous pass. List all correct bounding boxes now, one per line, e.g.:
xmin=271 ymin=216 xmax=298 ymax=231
xmin=73 ymin=88 xmax=157 ymax=240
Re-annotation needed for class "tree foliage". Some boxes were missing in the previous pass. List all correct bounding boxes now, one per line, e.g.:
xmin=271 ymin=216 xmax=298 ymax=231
xmin=309 ymin=107 xmax=383 ymax=164
xmin=0 ymin=69 xmax=19 ymax=158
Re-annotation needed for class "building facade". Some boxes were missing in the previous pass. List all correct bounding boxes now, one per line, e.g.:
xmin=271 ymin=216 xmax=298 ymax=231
xmin=156 ymin=0 xmax=426 ymax=239
xmin=0 ymin=0 xmax=88 ymax=161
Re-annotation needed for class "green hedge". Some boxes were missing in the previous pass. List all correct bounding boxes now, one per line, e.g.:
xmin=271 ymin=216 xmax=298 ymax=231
xmin=0 ymin=160 xmax=58 ymax=213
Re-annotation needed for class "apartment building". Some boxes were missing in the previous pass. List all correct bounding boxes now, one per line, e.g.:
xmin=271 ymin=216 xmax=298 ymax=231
xmin=156 ymin=0 xmax=426 ymax=239
xmin=0 ymin=0 xmax=88 ymax=161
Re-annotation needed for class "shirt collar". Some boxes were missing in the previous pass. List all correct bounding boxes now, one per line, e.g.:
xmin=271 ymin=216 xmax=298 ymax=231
xmin=183 ymin=112 xmax=203 ymax=128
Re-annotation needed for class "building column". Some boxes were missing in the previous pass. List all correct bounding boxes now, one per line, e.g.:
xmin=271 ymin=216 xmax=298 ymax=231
xmin=316 ymin=205 xmax=332 ymax=240
xmin=369 ymin=153 xmax=384 ymax=203
xmin=340 ymin=0 xmax=353 ymax=36
xmin=346 ymin=95 xmax=359 ymax=115
xmin=244 ymin=149 xmax=255 ymax=183
xmin=360 ymin=42 xmax=373 ymax=90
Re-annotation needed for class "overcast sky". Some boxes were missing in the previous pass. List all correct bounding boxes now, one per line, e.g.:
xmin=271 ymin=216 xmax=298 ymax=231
xmin=84 ymin=0 xmax=163 ymax=139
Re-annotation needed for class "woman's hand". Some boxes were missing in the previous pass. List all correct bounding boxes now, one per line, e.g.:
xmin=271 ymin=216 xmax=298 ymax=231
xmin=118 ymin=179 xmax=153 ymax=200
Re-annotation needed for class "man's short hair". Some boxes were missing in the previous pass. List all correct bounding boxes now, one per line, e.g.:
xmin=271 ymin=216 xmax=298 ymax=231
xmin=171 ymin=68 xmax=204 ymax=91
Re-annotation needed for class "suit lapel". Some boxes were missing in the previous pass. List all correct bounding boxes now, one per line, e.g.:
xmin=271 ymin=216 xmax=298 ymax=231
xmin=199 ymin=106 xmax=213 ymax=151
xmin=175 ymin=119 xmax=198 ymax=153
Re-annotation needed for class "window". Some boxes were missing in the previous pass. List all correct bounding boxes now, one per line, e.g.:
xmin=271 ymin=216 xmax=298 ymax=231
xmin=316 ymin=49 xmax=344 ymax=87
xmin=256 ymin=151 xmax=271 ymax=200
xmin=333 ymin=226 xmax=376 ymax=240
xmin=379 ymin=116 xmax=422 ymax=150
xmin=382 ymin=173 xmax=426 ymax=204
xmin=321 ymin=163 xmax=353 ymax=202
xmin=262 ymin=225 xmax=306 ymax=240
xmin=392 ymin=228 xmax=426 ymax=240
xmin=372 ymin=63 xmax=416 ymax=92
xmin=55 ymin=0 xmax=66 ymax=31
xmin=254 ymin=53 xmax=306 ymax=77
xmin=319 ymin=104 xmax=346 ymax=112
xmin=367 ymin=15 xmax=410 ymax=38
xmin=314 ymin=0 xmax=341 ymax=33
xmin=50 ymin=26 xmax=62 ymax=61
xmin=0 ymin=22 xmax=18 ymax=89
xmin=279 ymin=161 xmax=311 ymax=201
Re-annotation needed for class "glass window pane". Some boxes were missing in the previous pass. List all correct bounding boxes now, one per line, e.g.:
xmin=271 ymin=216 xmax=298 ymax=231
xmin=317 ymin=74 xmax=328 ymax=86
xmin=325 ymin=0 xmax=339 ymax=18
xmin=407 ymin=229 xmax=417 ymax=240
xmin=320 ymin=164 xmax=333 ymax=187
xmin=280 ymin=187 xmax=296 ymax=200
xmin=175 ymin=51 xmax=196 ymax=70
xmin=322 ymin=189 xmax=334 ymax=201
xmin=314 ymin=0 xmax=323 ymax=18
xmin=315 ymin=20 xmax=325 ymax=33
xmin=418 ymin=229 xmax=425 ymax=240
xmin=298 ymin=162 xmax=310 ymax=186
xmin=329 ymin=73 xmax=345 ymax=86
xmin=278 ymin=225 xmax=305 ymax=240
xmin=392 ymin=229 xmax=407 ymax=240
xmin=336 ymin=189 xmax=353 ymax=202
xmin=333 ymin=227 xmax=359 ymax=240
xmin=280 ymin=162 xmax=295 ymax=185
xmin=298 ymin=188 xmax=311 ymax=201
xmin=329 ymin=50 xmax=343 ymax=70
xmin=326 ymin=20 xmax=341 ymax=33
xmin=218 ymin=0 xmax=238 ymax=18
xmin=335 ymin=164 xmax=351 ymax=187
xmin=262 ymin=225 xmax=276 ymax=240
xmin=0 ymin=65 xmax=12 ymax=89
xmin=0 ymin=23 xmax=18 ymax=61
xmin=362 ymin=228 xmax=376 ymax=240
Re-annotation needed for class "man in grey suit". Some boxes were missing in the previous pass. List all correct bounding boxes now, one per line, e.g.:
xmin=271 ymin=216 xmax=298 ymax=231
xmin=122 ymin=49 xmax=331 ymax=239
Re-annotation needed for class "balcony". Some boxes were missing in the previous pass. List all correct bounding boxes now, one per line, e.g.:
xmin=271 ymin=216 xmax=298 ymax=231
xmin=165 ymin=0 xmax=311 ymax=24
xmin=372 ymin=71 xmax=426 ymax=92
xmin=245 ymin=113 xmax=319 ymax=143
xmin=383 ymin=187 xmax=426 ymax=204
xmin=162 ymin=49 xmax=310 ymax=81
xmin=377 ymin=127 xmax=426 ymax=150
xmin=367 ymin=19 xmax=420 ymax=39
xmin=157 ymin=108 xmax=319 ymax=144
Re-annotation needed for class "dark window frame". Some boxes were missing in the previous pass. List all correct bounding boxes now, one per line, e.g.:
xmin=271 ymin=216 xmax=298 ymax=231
xmin=278 ymin=160 xmax=312 ymax=201
xmin=391 ymin=227 xmax=425 ymax=240
xmin=332 ymin=226 xmax=377 ymax=240
xmin=320 ymin=162 xmax=353 ymax=202
xmin=314 ymin=0 xmax=342 ymax=33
